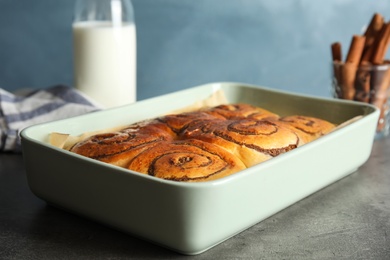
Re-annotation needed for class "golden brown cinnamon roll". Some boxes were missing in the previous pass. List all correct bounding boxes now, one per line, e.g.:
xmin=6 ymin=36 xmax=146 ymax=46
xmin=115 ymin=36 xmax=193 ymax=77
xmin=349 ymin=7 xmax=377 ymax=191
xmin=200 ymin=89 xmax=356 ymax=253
xmin=181 ymin=118 xmax=300 ymax=167
xmin=277 ymin=115 xmax=336 ymax=143
xmin=69 ymin=103 xmax=336 ymax=182
xmin=127 ymin=139 xmax=246 ymax=182
xmin=158 ymin=111 xmax=224 ymax=134
xmin=70 ymin=120 xmax=175 ymax=167
xmin=204 ymin=103 xmax=279 ymax=120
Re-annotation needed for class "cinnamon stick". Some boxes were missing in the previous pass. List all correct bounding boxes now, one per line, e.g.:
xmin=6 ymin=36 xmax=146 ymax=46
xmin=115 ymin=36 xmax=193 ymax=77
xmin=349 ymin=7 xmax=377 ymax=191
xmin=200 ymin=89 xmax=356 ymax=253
xmin=346 ymin=35 xmax=366 ymax=65
xmin=354 ymin=61 xmax=371 ymax=102
xmin=332 ymin=61 xmax=343 ymax=98
xmin=371 ymin=22 xmax=390 ymax=64
xmin=331 ymin=42 xmax=342 ymax=62
xmin=331 ymin=42 xmax=343 ymax=98
xmin=361 ymin=13 xmax=384 ymax=63
xmin=330 ymin=13 xmax=390 ymax=134
xmin=342 ymin=35 xmax=366 ymax=99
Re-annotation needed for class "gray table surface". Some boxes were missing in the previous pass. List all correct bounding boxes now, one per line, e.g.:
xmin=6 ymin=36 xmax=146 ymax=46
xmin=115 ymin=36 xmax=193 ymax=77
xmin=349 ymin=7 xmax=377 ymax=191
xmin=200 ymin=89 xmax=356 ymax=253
xmin=1 ymin=137 xmax=390 ymax=259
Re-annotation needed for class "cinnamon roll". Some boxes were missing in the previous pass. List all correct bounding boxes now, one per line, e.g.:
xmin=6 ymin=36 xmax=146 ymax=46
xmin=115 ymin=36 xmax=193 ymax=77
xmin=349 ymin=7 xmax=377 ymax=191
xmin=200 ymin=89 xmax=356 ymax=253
xmin=69 ymin=103 xmax=336 ymax=182
xmin=181 ymin=118 xmax=300 ymax=167
xmin=127 ymin=139 xmax=246 ymax=182
xmin=203 ymin=103 xmax=279 ymax=120
xmin=70 ymin=119 xmax=175 ymax=167
xmin=276 ymin=115 xmax=336 ymax=143
xmin=158 ymin=111 xmax=224 ymax=134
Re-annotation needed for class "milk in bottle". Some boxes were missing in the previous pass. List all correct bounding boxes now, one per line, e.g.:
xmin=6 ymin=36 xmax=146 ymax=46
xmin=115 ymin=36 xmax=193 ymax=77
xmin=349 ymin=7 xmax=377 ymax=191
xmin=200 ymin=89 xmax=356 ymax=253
xmin=73 ymin=0 xmax=136 ymax=108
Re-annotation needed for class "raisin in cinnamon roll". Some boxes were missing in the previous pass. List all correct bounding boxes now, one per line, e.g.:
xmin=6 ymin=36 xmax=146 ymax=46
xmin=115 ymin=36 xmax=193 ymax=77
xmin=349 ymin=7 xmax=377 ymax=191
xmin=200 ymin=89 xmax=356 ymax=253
xmin=70 ymin=120 xmax=176 ymax=167
xmin=181 ymin=118 xmax=300 ymax=167
xmin=127 ymin=139 xmax=246 ymax=182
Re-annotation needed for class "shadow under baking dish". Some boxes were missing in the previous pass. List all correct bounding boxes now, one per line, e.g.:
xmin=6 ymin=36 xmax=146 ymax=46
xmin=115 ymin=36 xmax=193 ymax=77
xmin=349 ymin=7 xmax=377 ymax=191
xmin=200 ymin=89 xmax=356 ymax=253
xmin=21 ymin=82 xmax=379 ymax=255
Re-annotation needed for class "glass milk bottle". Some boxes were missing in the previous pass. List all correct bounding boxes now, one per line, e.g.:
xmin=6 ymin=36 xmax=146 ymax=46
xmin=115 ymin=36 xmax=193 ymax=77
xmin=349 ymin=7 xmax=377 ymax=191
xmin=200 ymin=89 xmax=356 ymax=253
xmin=73 ymin=0 xmax=136 ymax=108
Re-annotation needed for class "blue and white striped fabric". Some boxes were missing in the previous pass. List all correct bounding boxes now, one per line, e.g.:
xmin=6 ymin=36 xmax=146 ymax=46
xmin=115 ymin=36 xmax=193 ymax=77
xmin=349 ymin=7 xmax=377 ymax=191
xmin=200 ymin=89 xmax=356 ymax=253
xmin=0 ymin=85 xmax=100 ymax=152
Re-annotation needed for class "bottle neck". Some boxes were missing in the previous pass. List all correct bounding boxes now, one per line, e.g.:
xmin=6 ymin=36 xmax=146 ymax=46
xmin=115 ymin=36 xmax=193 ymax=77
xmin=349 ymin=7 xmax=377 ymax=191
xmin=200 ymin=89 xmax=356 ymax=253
xmin=73 ymin=0 xmax=134 ymax=24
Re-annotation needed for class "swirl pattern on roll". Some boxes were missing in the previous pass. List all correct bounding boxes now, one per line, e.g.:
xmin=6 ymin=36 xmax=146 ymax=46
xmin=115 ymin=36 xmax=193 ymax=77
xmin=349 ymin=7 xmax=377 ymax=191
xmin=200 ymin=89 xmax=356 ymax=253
xmin=277 ymin=115 xmax=336 ymax=143
xmin=127 ymin=139 xmax=246 ymax=182
xmin=204 ymin=103 xmax=279 ymax=120
xmin=70 ymin=103 xmax=336 ymax=181
xmin=181 ymin=118 xmax=300 ymax=167
xmin=158 ymin=112 xmax=222 ymax=134
xmin=70 ymin=120 xmax=175 ymax=167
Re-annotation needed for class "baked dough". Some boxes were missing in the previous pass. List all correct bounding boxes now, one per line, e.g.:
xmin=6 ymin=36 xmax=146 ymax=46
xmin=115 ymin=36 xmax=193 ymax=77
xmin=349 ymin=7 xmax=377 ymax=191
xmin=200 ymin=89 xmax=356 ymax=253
xmin=128 ymin=139 xmax=246 ymax=182
xmin=70 ymin=103 xmax=336 ymax=182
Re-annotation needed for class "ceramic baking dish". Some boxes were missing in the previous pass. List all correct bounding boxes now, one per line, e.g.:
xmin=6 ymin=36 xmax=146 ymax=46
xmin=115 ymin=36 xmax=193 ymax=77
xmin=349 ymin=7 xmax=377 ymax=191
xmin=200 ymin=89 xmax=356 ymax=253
xmin=21 ymin=82 xmax=379 ymax=255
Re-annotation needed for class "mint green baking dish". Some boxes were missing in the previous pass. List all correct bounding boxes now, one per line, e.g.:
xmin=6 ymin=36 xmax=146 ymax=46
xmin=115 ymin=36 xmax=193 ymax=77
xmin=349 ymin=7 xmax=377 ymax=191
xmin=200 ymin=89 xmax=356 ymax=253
xmin=20 ymin=82 xmax=379 ymax=255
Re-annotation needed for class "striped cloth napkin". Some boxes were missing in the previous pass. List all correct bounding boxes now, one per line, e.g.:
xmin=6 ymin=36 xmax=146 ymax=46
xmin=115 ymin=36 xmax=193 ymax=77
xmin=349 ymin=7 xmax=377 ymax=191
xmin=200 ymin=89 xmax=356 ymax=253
xmin=0 ymin=85 xmax=100 ymax=152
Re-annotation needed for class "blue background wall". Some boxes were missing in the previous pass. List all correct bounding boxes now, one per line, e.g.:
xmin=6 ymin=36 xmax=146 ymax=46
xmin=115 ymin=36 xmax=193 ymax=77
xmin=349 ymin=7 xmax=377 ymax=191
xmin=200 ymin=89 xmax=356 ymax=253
xmin=1 ymin=0 xmax=390 ymax=100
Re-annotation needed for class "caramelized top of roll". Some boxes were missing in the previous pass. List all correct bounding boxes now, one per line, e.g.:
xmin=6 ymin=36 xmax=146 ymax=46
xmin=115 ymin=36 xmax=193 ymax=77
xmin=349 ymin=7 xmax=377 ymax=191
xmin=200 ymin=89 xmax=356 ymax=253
xmin=70 ymin=103 xmax=336 ymax=182
xmin=203 ymin=103 xmax=279 ymax=120
xmin=158 ymin=112 xmax=223 ymax=134
xmin=181 ymin=118 xmax=300 ymax=167
xmin=70 ymin=120 xmax=176 ymax=167
xmin=127 ymin=139 xmax=246 ymax=182
xmin=276 ymin=115 xmax=336 ymax=143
